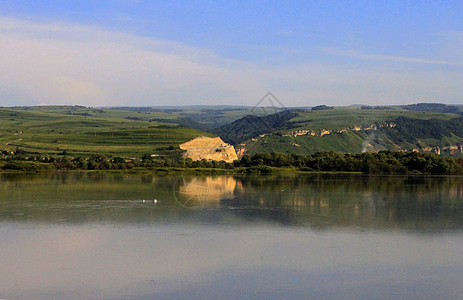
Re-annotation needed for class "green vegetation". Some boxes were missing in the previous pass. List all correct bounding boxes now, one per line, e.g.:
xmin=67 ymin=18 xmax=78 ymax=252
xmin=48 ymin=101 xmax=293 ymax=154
xmin=234 ymin=151 xmax=462 ymax=175
xmin=2 ymin=104 xmax=463 ymax=175
xmin=400 ymin=103 xmax=463 ymax=115
xmin=391 ymin=116 xmax=463 ymax=141
xmin=247 ymin=130 xmax=368 ymax=154
xmin=107 ymin=105 xmax=286 ymax=129
xmin=212 ymin=110 xmax=298 ymax=144
xmin=1 ymin=160 xmax=53 ymax=172
xmin=1 ymin=150 xmax=462 ymax=175
xmin=311 ymin=105 xmax=334 ymax=111
xmin=7 ymin=104 xmax=463 ymax=159
xmin=0 ymin=106 xmax=214 ymax=159
xmin=214 ymin=106 xmax=463 ymax=156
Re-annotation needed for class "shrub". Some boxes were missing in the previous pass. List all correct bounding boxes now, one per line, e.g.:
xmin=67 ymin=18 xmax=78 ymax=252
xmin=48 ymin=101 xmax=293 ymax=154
xmin=2 ymin=161 xmax=54 ymax=172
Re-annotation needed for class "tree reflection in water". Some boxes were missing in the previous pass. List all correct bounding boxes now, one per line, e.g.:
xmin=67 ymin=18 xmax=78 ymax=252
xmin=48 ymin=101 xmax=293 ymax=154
xmin=0 ymin=173 xmax=462 ymax=232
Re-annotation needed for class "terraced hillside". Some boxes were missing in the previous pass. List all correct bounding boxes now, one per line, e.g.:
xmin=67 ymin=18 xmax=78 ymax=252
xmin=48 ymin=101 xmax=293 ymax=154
xmin=0 ymin=106 xmax=213 ymax=158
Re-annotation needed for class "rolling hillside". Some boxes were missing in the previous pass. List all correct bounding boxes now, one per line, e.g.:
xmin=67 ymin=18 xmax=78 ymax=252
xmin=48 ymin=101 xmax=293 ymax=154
xmin=107 ymin=105 xmax=287 ymax=129
xmin=2 ymin=104 xmax=463 ymax=160
xmin=0 ymin=106 xmax=214 ymax=158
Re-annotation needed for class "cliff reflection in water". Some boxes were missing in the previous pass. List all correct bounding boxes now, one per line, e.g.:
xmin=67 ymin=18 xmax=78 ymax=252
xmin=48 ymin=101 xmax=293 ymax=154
xmin=177 ymin=176 xmax=242 ymax=205
xmin=1 ymin=173 xmax=462 ymax=232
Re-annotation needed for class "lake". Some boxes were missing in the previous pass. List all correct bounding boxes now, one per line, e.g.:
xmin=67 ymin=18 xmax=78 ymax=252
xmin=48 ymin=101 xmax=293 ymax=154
xmin=1 ymin=172 xmax=463 ymax=299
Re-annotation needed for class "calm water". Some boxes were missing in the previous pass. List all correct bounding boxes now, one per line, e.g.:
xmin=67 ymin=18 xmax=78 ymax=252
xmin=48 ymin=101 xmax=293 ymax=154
xmin=1 ymin=173 xmax=463 ymax=299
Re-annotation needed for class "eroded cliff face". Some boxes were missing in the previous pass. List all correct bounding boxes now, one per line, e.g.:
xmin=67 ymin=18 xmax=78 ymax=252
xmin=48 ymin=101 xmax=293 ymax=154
xmin=179 ymin=136 xmax=238 ymax=163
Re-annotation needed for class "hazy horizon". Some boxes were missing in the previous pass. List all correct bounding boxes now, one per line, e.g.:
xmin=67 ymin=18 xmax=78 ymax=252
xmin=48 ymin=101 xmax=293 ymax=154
xmin=2 ymin=102 xmax=463 ymax=109
xmin=3 ymin=101 xmax=461 ymax=109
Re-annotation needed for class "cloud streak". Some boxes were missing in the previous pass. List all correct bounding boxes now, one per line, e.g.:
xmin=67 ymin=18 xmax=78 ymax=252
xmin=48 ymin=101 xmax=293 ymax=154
xmin=0 ymin=17 xmax=265 ymax=106
xmin=319 ymin=47 xmax=458 ymax=66
xmin=0 ymin=17 xmax=462 ymax=107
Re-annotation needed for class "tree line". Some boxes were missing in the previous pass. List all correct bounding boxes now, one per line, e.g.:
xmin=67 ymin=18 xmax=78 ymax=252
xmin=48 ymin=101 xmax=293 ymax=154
xmin=237 ymin=151 xmax=463 ymax=174
xmin=1 ymin=150 xmax=462 ymax=175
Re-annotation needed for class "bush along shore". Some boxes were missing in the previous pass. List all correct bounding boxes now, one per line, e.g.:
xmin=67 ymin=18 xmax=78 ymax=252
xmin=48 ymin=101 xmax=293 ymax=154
xmin=1 ymin=151 xmax=462 ymax=175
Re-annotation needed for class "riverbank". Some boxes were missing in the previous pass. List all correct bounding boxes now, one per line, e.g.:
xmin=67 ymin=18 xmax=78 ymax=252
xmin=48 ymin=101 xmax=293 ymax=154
xmin=1 ymin=150 xmax=462 ymax=175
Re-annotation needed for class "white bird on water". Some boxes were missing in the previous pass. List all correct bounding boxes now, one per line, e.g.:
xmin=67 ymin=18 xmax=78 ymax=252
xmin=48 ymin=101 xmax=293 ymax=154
xmin=142 ymin=199 xmax=158 ymax=204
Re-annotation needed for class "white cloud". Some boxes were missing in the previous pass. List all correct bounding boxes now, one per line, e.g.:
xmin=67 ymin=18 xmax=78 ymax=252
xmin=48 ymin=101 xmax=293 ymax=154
xmin=0 ymin=17 xmax=265 ymax=106
xmin=319 ymin=47 xmax=458 ymax=66
xmin=0 ymin=17 xmax=462 ymax=107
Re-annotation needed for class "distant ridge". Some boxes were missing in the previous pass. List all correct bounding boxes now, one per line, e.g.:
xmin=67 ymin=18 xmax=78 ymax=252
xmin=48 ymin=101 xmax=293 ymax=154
xmin=400 ymin=103 xmax=463 ymax=115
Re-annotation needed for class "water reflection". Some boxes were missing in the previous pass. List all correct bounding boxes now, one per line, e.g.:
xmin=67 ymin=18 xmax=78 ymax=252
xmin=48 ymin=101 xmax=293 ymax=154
xmin=1 ymin=173 xmax=463 ymax=299
xmin=176 ymin=176 xmax=241 ymax=206
xmin=1 ymin=173 xmax=462 ymax=232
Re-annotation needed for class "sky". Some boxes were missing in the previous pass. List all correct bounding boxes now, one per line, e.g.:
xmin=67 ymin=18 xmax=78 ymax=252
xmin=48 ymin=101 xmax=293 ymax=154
xmin=0 ymin=0 xmax=462 ymax=107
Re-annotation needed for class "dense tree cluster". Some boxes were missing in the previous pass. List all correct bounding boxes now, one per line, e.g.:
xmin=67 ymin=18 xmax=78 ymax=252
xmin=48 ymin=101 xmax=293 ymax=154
xmin=1 ymin=150 xmax=462 ymax=174
xmin=236 ymin=151 xmax=463 ymax=175
xmin=311 ymin=105 xmax=334 ymax=111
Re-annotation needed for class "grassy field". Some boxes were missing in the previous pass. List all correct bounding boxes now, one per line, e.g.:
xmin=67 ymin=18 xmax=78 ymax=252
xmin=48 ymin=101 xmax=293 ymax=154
xmin=13 ymin=105 xmax=182 ymax=122
xmin=0 ymin=107 xmax=213 ymax=158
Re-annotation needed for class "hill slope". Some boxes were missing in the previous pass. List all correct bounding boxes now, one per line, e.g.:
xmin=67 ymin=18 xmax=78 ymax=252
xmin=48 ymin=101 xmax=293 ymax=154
xmin=214 ymin=106 xmax=463 ymax=157
xmin=3 ymin=104 xmax=463 ymax=159
xmin=106 ymin=105 xmax=287 ymax=129
xmin=0 ymin=106 xmax=213 ymax=158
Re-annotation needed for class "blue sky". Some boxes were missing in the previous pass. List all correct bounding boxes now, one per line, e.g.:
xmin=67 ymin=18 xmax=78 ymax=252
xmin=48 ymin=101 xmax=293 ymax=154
xmin=0 ymin=0 xmax=462 ymax=106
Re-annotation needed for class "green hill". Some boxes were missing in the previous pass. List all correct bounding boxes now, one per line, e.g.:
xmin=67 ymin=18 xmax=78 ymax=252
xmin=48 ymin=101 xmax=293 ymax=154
xmin=2 ymin=104 xmax=463 ymax=160
xmin=0 ymin=106 xmax=213 ymax=159
xmin=214 ymin=106 xmax=463 ymax=157
xmin=107 ymin=105 xmax=287 ymax=129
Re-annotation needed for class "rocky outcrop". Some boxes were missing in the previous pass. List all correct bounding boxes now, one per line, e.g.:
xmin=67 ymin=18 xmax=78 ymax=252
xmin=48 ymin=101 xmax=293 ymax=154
xmin=179 ymin=136 xmax=238 ymax=163
xmin=283 ymin=122 xmax=397 ymax=138
xmin=413 ymin=144 xmax=463 ymax=155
